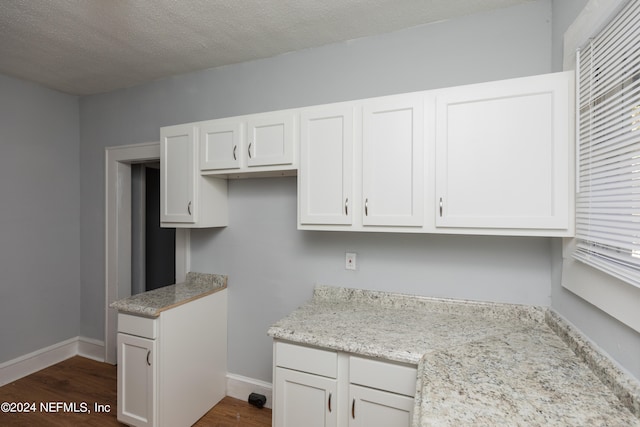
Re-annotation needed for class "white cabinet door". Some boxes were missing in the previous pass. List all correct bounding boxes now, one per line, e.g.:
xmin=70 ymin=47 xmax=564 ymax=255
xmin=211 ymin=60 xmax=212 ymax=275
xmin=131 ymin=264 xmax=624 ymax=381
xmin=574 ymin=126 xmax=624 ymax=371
xmin=247 ymin=111 xmax=295 ymax=167
xmin=362 ymin=94 xmax=424 ymax=227
xmin=348 ymin=384 xmax=414 ymax=427
xmin=200 ymin=120 xmax=243 ymax=171
xmin=161 ymin=123 xmax=229 ymax=228
xmin=117 ymin=333 xmax=157 ymax=427
xmin=435 ymin=72 xmax=572 ymax=233
xmin=299 ymin=105 xmax=354 ymax=225
xmin=160 ymin=124 xmax=197 ymax=224
xmin=274 ymin=367 xmax=338 ymax=427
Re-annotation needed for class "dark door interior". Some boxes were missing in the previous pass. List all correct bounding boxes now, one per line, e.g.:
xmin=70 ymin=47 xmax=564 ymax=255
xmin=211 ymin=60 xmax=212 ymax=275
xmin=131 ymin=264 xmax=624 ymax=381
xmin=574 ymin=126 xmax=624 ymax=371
xmin=144 ymin=166 xmax=175 ymax=291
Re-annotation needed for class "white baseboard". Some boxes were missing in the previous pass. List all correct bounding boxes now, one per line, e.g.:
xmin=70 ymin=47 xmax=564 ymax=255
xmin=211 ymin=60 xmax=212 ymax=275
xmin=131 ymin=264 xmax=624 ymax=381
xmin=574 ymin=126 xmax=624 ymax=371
xmin=227 ymin=373 xmax=273 ymax=409
xmin=78 ymin=337 xmax=106 ymax=362
xmin=3 ymin=339 xmax=276 ymax=412
xmin=0 ymin=336 xmax=106 ymax=387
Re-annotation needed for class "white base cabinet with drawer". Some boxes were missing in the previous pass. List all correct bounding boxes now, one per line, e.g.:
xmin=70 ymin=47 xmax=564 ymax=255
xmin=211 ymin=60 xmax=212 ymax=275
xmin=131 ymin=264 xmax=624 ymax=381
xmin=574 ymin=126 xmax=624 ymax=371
xmin=116 ymin=290 xmax=227 ymax=427
xmin=273 ymin=341 xmax=417 ymax=427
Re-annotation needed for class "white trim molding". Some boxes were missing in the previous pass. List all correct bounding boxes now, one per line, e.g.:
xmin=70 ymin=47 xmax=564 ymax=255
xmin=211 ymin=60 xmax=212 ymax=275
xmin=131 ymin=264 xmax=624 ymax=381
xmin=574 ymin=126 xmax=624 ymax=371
xmin=0 ymin=337 xmax=105 ymax=387
xmin=104 ymin=142 xmax=191 ymax=365
xmin=78 ymin=337 xmax=106 ymax=362
xmin=226 ymin=373 xmax=273 ymax=409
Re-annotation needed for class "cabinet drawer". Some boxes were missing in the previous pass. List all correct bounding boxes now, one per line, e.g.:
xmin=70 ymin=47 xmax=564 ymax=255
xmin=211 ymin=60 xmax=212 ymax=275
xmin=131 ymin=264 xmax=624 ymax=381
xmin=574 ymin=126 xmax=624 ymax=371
xmin=350 ymin=356 xmax=417 ymax=397
xmin=117 ymin=313 xmax=158 ymax=339
xmin=275 ymin=342 xmax=337 ymax=378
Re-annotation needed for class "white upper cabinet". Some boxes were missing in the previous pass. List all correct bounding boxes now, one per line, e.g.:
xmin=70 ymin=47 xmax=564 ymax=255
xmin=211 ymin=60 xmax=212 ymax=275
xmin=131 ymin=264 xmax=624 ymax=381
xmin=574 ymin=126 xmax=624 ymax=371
xmin=200 ymin=110 xmax=297 ymax=176
xmin=298 ymin=94 xmax=426 ymax=231
xmin=160 ymin=123 xmax=228 ymax=228
xmin=299 ymin=104 xmax=354 ymax=226
xmin=200 ymin=120 xmax=243 ymax=171
xmin=247 ymin=111 xmax=295 ymax=167
xmin=362 ymin=94 xmax=424 ymax=227
xmin=434 ymin=71 xmax=574 ymax=236
xmin=161 ymin=124 xmax=197 ymax=224
xmin=162 ymin=71 xmax=573 ymax=235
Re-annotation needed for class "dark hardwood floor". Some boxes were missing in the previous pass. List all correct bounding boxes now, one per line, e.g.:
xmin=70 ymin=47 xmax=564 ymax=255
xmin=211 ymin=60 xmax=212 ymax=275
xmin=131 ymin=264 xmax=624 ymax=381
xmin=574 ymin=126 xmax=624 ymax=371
xmin=0 ymin=356 xmax=272 ymax=426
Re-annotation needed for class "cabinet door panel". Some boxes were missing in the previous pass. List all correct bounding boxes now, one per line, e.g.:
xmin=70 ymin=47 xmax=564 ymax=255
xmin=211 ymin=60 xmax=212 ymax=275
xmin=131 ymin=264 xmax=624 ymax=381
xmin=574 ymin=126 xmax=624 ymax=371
xmin=247 ymin=112 xmax=294 ymax=167
xmin=160 ymin=124 xmax=196 ymax=223
xmin=200 ymin=120 xmax=243 ymax=170
xmin=362 ymin=95 xmax=424 ymax=227
xmin=299 ymin=105 xmax=354 ymax=225
xmin=117 ymin=333 xmax=156 ymax=427
xmin=275 ymin=367 xmax=337 ymax=427
xmin=435 ymin=72 xmax=571 ymax=231
xmin=349 ymin=384 xmax=413 ymax=427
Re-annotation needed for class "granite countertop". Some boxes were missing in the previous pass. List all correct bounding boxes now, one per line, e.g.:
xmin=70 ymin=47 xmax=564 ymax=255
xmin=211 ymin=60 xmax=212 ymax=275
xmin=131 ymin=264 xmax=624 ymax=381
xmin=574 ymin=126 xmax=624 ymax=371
xmin=110 ymin=272 xmax=227 ymax=317
xmin=268 ymin=285 xmax=640 ymax=426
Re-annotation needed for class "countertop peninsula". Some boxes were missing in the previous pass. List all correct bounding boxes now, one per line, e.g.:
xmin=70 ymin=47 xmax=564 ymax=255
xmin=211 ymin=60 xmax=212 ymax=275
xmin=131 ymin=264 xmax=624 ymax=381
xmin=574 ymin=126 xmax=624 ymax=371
xmin=268 ymin=286 xmax=640 ymax=426
xmin=110 ymin=272 xmax=227 ymax=317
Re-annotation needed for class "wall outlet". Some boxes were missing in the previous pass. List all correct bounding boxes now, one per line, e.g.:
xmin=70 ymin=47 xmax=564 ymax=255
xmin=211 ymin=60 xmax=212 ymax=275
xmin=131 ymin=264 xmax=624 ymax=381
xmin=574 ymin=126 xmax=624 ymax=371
xmin=345 ymin=252 xmax=357 ymax=270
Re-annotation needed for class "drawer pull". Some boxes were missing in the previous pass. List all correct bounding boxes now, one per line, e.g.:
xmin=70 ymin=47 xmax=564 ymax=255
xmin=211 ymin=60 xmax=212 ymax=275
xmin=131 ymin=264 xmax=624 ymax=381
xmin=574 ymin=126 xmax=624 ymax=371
xmin=146 ymin=350 xmax=151 ymax=366
xmin=364 ymin=198 xmax=368 ymax=216
xmin=328 ymin=393 xmax=332 ymax=412
xmin=248 ymin=142 xmax=252 ymax=159
xmin=187 ymin=201 xmax=192 ymax=215
xmin=233 ymin=145 xmax=237 ymax=160
xmin=345 ymin=198 xmax=349 ymax=216
xmin=352 ymin=398 xmax=355 ymax=418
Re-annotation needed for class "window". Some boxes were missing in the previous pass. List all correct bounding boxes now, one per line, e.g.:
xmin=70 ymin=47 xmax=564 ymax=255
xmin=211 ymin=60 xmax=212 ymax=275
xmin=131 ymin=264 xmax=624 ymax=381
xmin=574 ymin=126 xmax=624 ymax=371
xmin=575 ymin=0 xmax=640 ymax=288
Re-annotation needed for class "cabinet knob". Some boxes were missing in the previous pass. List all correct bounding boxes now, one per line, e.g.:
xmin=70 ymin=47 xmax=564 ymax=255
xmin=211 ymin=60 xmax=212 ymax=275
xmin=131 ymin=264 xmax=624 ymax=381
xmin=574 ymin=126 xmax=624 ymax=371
xmin=248 ymin=142 xmax=252 ymax=159
xmin=187 ymin=201 xmax=192 ymax=216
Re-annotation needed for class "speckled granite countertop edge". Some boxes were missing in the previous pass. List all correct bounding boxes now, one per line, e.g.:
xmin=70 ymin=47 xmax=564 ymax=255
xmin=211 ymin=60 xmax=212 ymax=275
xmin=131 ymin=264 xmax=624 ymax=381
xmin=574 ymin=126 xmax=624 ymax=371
xmin=546 ymin=309 xmax=640 ymax=418
xmin=110 ymin=272 xmax=227 ymax=317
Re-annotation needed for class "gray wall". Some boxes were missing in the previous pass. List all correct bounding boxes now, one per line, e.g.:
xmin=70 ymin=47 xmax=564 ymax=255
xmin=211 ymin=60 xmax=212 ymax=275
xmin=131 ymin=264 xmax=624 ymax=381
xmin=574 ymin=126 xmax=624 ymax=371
xmin=191 ymin=179 xmax=553 ymax=381
xmin=80 ymin=0 xmax=554 ymax=382
xmin=0 ymin=74 xmax=80 ymax=363
xmin=550 ymin=0 xmax=640 ymax=380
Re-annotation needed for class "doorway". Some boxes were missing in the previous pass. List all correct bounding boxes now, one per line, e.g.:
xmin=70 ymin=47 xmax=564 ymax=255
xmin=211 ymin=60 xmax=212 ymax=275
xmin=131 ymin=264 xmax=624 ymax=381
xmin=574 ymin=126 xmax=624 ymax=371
xmin=105 ymin=142 xmax=190 ymax=364
xmin=131 ymin=162 xmax=176 ymax=294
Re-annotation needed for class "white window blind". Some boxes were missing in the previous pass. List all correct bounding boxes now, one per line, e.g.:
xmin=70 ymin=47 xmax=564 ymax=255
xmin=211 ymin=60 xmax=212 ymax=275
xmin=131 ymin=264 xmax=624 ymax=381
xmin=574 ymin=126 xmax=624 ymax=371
xmin=575 ymin=0 xmax=640 ymax=288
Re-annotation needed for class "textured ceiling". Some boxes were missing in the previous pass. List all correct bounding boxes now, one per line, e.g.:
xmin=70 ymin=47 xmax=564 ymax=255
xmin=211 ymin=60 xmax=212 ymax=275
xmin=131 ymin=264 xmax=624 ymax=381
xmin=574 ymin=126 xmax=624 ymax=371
xmin=0 ymin=0 xmax=530 ymax=96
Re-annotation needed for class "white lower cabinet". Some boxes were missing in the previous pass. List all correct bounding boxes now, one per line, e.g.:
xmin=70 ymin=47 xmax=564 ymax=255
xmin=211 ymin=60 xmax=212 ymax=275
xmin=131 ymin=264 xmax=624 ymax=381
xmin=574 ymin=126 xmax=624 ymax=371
xmin=273 ymin=341 xmax=416 ymax=427
xmin=275 ymin=367 xmax=338 ymax=427
xmin=117 ymin=333 xmax=157 ymax=427
xmin=349 ymin=385 xmax=414 ymax=427
xmin=116 ymin=290 xmax=227 ymax=427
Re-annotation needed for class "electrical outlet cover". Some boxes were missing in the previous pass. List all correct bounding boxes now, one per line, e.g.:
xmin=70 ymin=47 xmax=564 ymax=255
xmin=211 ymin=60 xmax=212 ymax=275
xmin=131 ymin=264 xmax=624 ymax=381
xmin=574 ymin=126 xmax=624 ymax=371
xmin=345 ymin=252 xmax=357 ymax=270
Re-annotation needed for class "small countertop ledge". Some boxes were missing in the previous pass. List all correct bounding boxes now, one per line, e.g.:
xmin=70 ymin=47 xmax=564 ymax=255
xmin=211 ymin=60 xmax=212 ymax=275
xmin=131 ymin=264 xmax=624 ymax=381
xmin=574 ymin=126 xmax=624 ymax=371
xmin=110 ymin=272 xmax=227 ymax=317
